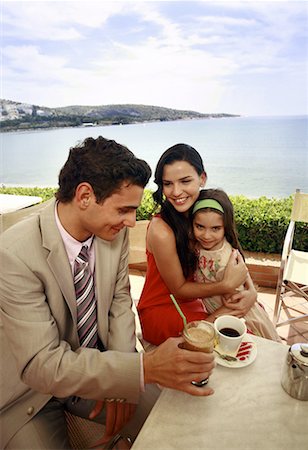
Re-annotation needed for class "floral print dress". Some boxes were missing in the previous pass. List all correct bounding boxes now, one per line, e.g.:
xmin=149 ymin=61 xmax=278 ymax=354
xmin=195 ymin=238 xmax=281 ymax=342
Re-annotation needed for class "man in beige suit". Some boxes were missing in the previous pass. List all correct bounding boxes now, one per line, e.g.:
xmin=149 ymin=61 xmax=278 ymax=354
xmin=0 ymin=136 xmax=215 ymax=449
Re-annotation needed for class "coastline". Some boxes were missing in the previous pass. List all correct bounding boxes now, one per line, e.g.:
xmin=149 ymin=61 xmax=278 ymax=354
xmin=2 ymin=116 xmax=307 ymax=198
xmin=0 ymin=114 xmax=241 ymax=134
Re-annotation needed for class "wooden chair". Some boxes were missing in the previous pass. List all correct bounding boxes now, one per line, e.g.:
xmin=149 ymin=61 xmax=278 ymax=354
xmin=273 ymin=189 xmax=308 ymax=328
xmin=128 ymin=220 xmax=149 ymax=274
xmin=65 ymin=412 xmax=106 ymax=449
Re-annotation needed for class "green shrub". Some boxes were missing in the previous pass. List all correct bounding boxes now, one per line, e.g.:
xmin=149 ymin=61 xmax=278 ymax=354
xmin=1 ymin=187 xmax=306 ymax=254
xmin=231 ymin=195 xmax=307 ymax=253
xmin=136 ymin=189 xmax=158 ymax=221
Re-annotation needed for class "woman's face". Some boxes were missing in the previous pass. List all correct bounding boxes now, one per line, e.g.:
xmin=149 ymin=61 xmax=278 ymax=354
xmin=162 ymin=161 xmax=206 ymax=213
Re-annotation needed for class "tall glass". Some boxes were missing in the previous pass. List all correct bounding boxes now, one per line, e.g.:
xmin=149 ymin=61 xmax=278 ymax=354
xmin=181 ymin=320 xmax=215 ymax=387
xmin=182 ymin=320 xmax=215 ymax=353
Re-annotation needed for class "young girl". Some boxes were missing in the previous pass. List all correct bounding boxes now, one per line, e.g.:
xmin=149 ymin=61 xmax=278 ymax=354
xmin=192 ymin=188 xmax=281 ymax=341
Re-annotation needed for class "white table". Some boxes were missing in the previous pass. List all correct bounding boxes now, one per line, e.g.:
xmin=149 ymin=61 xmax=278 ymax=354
xmin=132 ymin=336 xmax=308 ymax=450
xmin=0 ymin=194 xmax=42 ymax=214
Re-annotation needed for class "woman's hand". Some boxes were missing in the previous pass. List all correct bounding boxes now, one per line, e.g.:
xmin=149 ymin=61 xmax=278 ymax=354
xmin=222 ymin=251 xmax=248 ymax=293
xmin=222 ymin=275 xmax=257 ymax=317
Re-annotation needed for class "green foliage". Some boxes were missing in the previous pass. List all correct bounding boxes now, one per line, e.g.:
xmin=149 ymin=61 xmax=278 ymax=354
xmin=231 ymin=195 xmax=307 ymax=253
xmin=136 ymin=189 xmax=158 ymax=221
xmin=1 ymin=187 xmax=306 ymax=254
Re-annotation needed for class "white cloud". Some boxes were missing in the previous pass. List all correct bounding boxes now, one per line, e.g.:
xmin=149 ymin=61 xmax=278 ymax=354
xmin=2 ymin=1 xmax=126 ymax=40
xmin=3 ymin=45 xmax=67 ymax=72
xmin=2 ymin=0 xmax=307 ymax=115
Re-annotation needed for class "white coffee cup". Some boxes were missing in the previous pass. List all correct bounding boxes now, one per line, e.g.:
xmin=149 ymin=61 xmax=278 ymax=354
xmin=214 ymin=315 xmax=247 ymax=356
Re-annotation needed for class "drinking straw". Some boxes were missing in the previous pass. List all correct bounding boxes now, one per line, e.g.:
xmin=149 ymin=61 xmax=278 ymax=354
xmin=170 ymin=294 xmax=187 ymax=327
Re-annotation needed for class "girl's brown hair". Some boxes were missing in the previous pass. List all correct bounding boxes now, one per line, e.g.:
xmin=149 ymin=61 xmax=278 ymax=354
xmin=192 ymin=188 xmax=244 ymax=258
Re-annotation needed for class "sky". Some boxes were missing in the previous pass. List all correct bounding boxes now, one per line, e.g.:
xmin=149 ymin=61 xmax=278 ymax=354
xmin=1 ymin=0 xmax=307 ymax=116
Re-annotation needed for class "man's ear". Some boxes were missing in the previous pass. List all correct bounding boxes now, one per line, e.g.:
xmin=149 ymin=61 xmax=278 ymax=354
xmin=75 ymin=182 xmax=94 ymax=209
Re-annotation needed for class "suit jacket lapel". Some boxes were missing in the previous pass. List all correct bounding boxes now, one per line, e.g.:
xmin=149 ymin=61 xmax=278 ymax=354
xmin=40 ymin=200 xmax=77 ymax=321
xmin=95 ymin=237 xmax=111 ymax=345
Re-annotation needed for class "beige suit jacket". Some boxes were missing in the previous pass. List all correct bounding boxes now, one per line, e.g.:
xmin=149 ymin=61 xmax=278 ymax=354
xmin=0 ymin=200 xmax=140 ymax=448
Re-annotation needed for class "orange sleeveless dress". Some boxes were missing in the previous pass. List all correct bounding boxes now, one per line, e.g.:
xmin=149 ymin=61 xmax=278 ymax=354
xmin=137 ymin=249 xmax=207 ymax=346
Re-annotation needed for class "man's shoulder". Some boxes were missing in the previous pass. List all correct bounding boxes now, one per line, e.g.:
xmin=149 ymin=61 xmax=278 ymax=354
xmin=95 ymin=226 xmax=128 ymax=249
xmin=0 ymin=199 xmax=55 ymax=249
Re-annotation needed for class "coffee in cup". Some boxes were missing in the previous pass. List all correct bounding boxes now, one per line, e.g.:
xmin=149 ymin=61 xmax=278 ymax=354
xmin=219 ymin=327 xmax=241 ymax=338
xmin=214 ymin=315 xmax=247 ymax=356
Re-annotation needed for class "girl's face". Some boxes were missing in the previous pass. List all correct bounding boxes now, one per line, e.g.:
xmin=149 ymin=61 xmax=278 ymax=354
xmin=193 ymin=210 xmax=225 ymax=251
xmin=162 ymin=161 xmax=206 ymax=213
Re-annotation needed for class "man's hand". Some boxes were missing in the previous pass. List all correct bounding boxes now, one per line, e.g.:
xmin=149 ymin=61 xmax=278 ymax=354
xmin=143 ymin=337 xmax=215 ymax=396
xmin=222 ymin=250 xmax=248 ymax=293
xmin=89 ymin=399 xmax=136 ymax=447
xmin=89 ymin=399 xmax=105 ymax=421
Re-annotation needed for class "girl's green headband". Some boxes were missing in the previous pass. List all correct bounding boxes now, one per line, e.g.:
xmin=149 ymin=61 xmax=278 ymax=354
xmin=192 ymin=199 xmax=224 ymax=215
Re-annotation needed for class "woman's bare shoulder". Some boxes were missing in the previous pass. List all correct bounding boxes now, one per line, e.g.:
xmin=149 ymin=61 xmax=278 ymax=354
xmin=147 ymin=217 xmax=175 ymax=255
xmin=148 ymin=216 xmax=173 ymax=240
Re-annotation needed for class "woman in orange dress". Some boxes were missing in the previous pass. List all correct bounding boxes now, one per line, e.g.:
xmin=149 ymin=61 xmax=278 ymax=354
xmin=137 ymin=143 xmax=257 ymax=346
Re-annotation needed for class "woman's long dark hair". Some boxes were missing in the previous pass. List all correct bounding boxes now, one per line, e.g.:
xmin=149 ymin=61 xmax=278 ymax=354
xmin=193 ymin=189 xmax=244 ymax=259
xmin=153 ymin=143 xmax=206 ymax=278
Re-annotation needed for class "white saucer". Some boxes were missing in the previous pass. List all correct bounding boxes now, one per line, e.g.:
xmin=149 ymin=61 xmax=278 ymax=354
xmin=215 ymin=334 xmax=257 ymax=368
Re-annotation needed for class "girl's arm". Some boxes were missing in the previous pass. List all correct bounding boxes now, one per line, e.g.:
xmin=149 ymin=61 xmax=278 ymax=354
xmin=222 ymin=271 xmax=257 ymax=317
xmin=205 ymin=304 xmax=240 ymax=322
xmin=147 ymin=217 xmax=248 ymax=300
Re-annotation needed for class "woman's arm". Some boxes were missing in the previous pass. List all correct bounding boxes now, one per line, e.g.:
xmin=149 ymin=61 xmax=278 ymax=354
xmin=147 ymin=217 xmax=248 ymax=300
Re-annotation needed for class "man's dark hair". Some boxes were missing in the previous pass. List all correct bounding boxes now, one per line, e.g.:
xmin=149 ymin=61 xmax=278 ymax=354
xmin=56 ymin=136 xmax=151 ymax=202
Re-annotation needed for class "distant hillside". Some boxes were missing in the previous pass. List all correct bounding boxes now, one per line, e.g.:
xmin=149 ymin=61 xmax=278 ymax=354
xmin=0 ymin=99 xmax=239 ymax=132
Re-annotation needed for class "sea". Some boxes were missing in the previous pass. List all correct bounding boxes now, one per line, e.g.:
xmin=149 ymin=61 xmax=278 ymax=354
xmin=1 ymin=115 xmax=307 ymax=198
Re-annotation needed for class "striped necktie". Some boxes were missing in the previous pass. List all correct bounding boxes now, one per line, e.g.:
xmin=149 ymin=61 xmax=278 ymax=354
xmin=74 ymin=245 xmax=98 ymax=348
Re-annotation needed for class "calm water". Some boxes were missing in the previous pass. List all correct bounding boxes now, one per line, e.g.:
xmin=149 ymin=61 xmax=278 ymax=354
xmin=1 ymin=116 xmax=307 ymax=198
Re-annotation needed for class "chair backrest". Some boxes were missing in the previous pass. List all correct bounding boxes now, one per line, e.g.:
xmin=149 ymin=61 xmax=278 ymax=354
xmin=291 ymin=189 xmax=308 ymax=222
xmin=128 ymin=220 xmax=149 ymax=265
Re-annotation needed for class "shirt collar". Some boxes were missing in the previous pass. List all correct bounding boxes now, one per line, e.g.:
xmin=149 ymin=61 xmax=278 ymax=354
xmin=55 ymin=202 xmax=94 ymax=265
